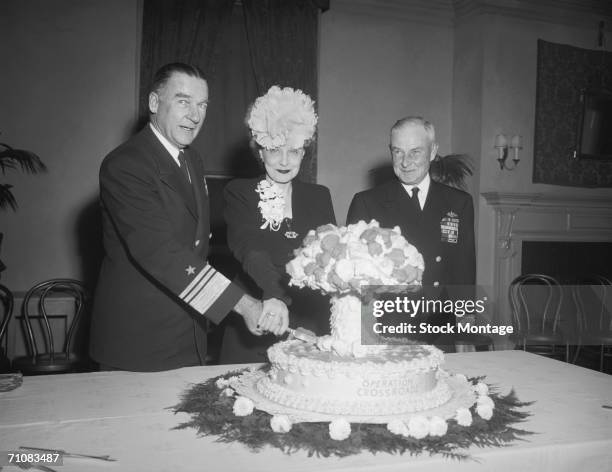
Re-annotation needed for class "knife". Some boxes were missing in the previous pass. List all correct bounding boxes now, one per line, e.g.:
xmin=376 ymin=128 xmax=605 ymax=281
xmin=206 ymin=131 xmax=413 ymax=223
xmin=19 ymin=446 xmax=116 ymax=462
xmin=287 ymin=327 xmax=317 ymax=344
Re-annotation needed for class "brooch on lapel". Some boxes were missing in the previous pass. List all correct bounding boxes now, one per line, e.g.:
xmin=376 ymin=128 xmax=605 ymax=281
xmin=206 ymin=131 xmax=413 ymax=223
xmin=440 ymin=211 xmax=459 ymax=244
xmin=284 ymin=219 xmax=298 ymax=239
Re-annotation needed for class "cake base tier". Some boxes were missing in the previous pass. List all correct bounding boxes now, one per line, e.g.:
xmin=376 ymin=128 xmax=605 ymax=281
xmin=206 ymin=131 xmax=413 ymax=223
xmin=260 ymin=340 xmax=449 ymax=416
xmin=230 ymin=369 xmax=476 ymax=424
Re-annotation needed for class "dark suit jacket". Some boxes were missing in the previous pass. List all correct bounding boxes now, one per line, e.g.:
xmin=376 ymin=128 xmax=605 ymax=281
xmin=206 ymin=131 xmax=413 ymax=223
xmin=347 ymin=179 xmax=475 ymax=349
xmin=90 ymin=126 xmax=243 ymax=371
xmin=225 ymin=177 xmax=336 ymax=303
xmin=347 ymin=179 xmax=475 ymax=287
xmin=219 ymin=177 xmax=335 ymax=363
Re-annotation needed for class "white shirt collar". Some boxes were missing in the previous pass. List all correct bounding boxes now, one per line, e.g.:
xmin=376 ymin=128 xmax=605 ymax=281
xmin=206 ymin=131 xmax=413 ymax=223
xmin=149 ymin=123 xmax=181 ymax=165
xmin=401 ymin=173 xmax=431 ymax=210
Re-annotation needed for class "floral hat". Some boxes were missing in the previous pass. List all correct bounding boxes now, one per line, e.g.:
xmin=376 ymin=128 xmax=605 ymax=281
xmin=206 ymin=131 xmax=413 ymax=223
xmin=246 ymin=85 xmax=318 ymax=150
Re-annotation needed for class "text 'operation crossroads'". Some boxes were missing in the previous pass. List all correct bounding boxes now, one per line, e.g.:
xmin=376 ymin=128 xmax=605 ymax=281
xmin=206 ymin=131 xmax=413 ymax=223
xmin=370 ymin=295 xmax=513 ymax=336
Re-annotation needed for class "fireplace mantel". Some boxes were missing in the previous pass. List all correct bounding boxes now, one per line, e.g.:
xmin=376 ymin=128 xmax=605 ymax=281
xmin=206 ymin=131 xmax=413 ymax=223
xmin=482 ymin=192 xmax=612 ymax=250
xmin=481 ymin=192 xmax=612 ymax=339
xmin=482 ymin=192 xmax=612 ymax=210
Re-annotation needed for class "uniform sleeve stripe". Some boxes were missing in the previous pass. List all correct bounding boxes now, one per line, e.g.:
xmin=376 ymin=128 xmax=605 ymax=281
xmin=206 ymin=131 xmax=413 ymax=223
xmin=188 ymin=272 xmax=232 ymax=314
xmin=179 ymin=265 xmax=212 ymax=300
xmin=181 ymin=269 xmax=215 ymax=304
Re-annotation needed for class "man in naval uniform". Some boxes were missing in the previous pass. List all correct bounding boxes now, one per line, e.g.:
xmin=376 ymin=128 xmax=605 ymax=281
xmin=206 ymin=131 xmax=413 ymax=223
xmin=347 ymin=116 xmax=476 ymax=351
xmin=90 ymin=63 xmax=288 ymax=371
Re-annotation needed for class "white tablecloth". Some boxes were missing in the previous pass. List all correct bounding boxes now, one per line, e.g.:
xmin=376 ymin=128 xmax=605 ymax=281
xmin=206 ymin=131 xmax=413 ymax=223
xmin=1 ymin=351 xmax=611 ymax=471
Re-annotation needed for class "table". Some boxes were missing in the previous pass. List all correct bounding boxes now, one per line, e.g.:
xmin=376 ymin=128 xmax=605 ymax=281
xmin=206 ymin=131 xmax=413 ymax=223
xmin=1 ymin=351 xmax=611 ymax=471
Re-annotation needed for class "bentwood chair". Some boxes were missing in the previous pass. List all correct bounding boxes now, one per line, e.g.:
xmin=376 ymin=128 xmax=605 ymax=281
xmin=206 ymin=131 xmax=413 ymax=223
xmin=12 ymin=279 xmax=90 ymax=375
xmin=509 ymin=274 xmax=569 ymax=361
xmin=572 ymin=275 xmax=612 ymax=372
xmin=447 ymin=285 xmax=495 ymax=352
xmin=0 ymin=284 xmax=14 ymax=373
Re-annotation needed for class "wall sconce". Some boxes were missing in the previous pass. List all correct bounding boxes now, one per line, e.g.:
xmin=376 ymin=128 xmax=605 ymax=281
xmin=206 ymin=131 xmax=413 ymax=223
xmin=495 ymin=134 xmax=522 ymax=170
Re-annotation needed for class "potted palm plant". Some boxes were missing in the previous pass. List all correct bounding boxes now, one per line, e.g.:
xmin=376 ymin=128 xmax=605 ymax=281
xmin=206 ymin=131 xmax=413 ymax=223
xmin=0 ymin=141 xmax=46 ymax=275
xmin=1 ymin=141 xmax=46 ymax=211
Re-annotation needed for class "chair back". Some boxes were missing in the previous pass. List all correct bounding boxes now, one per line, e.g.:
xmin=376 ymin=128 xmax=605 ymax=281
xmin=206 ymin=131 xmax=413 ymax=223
xmin=0 ymin=284 xmax=14 ymax=371
xmin=20 ymin=279 xmax=86 ymax=362
xmin=509 ymin=274 xmax=563 ymax=335
xmin=572 ymin=274 xmax=612 ymax=333
xmin=0 ymin=284 xmax=14 ymax=342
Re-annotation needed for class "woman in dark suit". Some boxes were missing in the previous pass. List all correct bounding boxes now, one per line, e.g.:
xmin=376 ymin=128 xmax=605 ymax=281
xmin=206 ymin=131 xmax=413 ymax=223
xmin=219 ymin=86 xmax=336 ymax=364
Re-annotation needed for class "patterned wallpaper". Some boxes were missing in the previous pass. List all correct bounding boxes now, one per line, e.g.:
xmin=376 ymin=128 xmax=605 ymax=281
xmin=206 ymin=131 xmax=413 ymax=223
xmin=533 ymin=39 xmax=612 ymax=187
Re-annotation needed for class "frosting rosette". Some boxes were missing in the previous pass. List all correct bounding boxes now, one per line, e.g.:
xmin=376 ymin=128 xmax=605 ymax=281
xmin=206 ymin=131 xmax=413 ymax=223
xmin=246 ymin=85 xmax=317 ymax=150
xmin=286 ymin=220 xmax=424 ymax=295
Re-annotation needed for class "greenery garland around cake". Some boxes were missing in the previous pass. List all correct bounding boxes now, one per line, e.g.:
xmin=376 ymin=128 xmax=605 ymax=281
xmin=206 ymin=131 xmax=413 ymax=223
xmin=173 ymin=369 xmax=533 ymax=461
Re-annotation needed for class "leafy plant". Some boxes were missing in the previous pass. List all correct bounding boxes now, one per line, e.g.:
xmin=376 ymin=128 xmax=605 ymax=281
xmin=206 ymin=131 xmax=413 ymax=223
xmin=430 ymin=154 xmax=473 ymax=191
xmin=0 ymin=142 xmax=46 ymax=211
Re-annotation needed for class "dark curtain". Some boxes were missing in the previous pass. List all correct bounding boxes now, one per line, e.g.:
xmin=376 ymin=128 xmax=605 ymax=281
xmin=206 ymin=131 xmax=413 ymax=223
xmin=242 ymin=0 xmax=321 ymax=183
xmin=139 ymin=0 xmax=326 ymax=183
xmin=196 ymin=7 xmax=260 ymax=178
xmin=138 ymin=0 xmax=234 ymax=122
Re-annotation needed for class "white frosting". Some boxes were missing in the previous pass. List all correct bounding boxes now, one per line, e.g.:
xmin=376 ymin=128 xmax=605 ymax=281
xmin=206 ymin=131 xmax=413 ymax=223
xmin=268 ymin=340 xmax=444 ymax=377
xmin=258 ymin=340 xmax=451 ymax=416
xmin=328 ymin=294 xmax=362 ymax=356
xmin=257 ymin=374 xmax=451 ymax=416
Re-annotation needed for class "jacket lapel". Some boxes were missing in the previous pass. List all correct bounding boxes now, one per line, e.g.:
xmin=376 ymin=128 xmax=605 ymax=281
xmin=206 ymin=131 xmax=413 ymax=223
xmin=423 ymin=181 xmax=448 ymax=221
xmin=384 ymin=180 xmax=419 ymax=233
xmin=291 ymin=180 xmax=308 ymax=236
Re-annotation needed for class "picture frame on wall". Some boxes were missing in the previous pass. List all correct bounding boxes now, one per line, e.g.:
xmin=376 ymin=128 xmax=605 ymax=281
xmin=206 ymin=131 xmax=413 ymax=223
xmin=576 ymin=89 xmax=612 ymax=161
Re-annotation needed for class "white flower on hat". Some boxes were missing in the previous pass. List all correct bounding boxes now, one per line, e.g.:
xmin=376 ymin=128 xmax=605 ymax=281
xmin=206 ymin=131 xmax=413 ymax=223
xmin=247 ymin=86 xmax=318 ymax=150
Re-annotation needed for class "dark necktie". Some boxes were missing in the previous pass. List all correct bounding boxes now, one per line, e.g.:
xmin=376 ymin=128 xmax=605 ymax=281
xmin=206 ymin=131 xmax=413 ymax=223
xmin=178 ymin=151 xmax=191 ymax=184
xmin=410 ymin=187 xmax=421 ymax=212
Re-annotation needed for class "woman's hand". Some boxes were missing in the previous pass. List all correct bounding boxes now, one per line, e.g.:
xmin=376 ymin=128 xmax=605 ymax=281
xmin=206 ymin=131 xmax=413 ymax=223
xmin=258 ymin=298 xmax=289 ymax=336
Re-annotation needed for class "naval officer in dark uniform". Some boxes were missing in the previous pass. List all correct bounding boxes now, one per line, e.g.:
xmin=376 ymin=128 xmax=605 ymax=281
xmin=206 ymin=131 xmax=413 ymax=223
xmin=90 ymin=63 xmax=288 ymax=371
xmin=347 ymin=116 xmax=476 ymax=351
